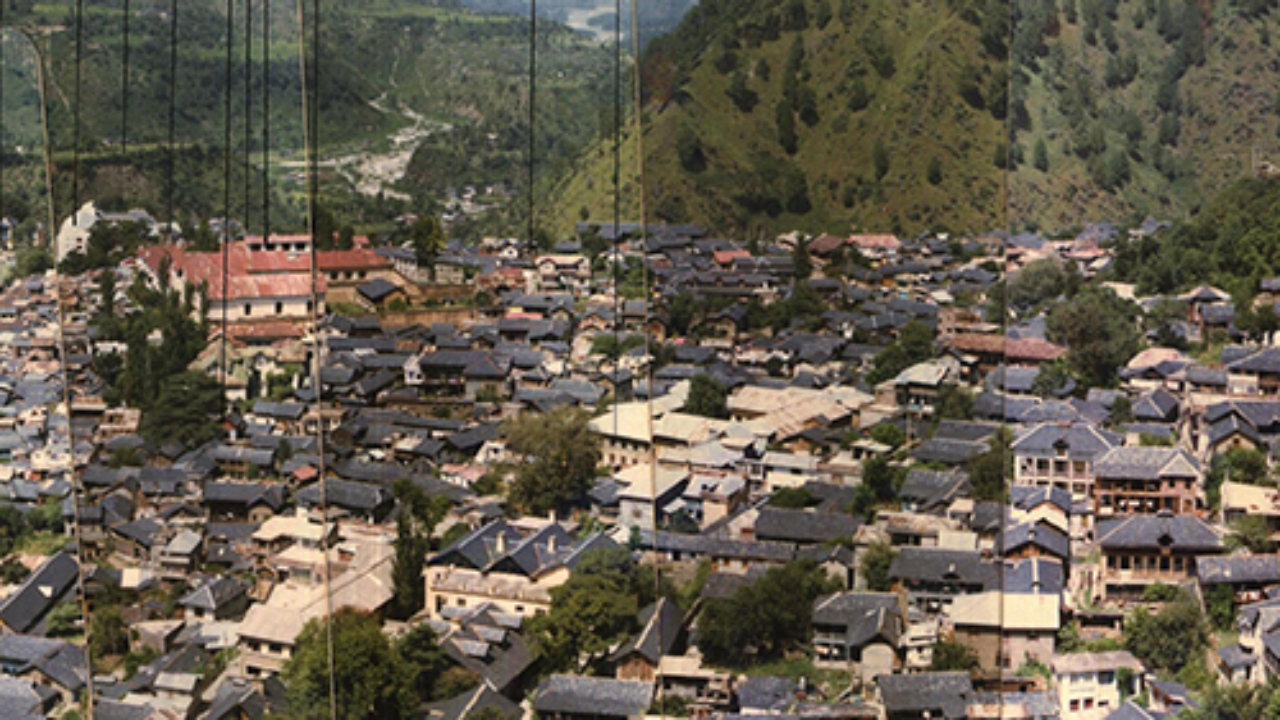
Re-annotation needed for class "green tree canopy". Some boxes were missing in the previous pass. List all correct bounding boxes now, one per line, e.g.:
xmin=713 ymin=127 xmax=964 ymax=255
xmin=1123 ymin=591 xmax=1208 ymax=675
xmin=505 ymin=406 xmax=601 ymax=515
xmin=685 ymin=374 xmax=729 ymax=419
xmin=859 ymin=541 xmax=897 ymax=592
xmin=1047 ymin=285 xmax=1140 ymax=389
xmin=284 ymin=609 xmax=408 ymax=719
xmin=528 ymin=547 xmax=646 ymax=673
xmin=695 ymin=559 xmax=839 ymax=665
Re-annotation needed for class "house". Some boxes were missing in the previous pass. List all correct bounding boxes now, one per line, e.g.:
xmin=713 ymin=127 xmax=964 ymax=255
xmin=611 ymin=598 xmax=685 ymax=682
xmin=1051 ymin=650 xmax=1144 ymax=720
xmin=1012 ymin=422 xmax=1121 ymax=502
xmin=811 ymin=592 xmax=902 ymax=685
xmin=203 ymin=482 xmax=286 ymax=522
xmin=888 ymin=547 xmax=997 ymax=617
xmin=0 ymin=552 xmax=79 ymax=635
xmin=425 ymin=520 xmax=618 ymax=619
xmin=876 ymin=671 xmax=971 ymax=720
xmin=949 ymin=591 xmax=1059 ymax=671
xmin=531 ymin=675 xmax=653 ymax=720
xmin=1097 ymin=512 xmax=1223 ymax=601
xmin=426 ymin=684 xmax=521 ymax=720
xmin=1092 ymin=447 xmax=1202 ymax=517
xmin=614 ymin=464 xmax=690 ymax=532
xmin=753 ymin=507 xmax=861 ymax=547
xmin=356 ymin=278 xmax=408 ymax=311
xmin=179 ymin=576 xmax=250 ymax=623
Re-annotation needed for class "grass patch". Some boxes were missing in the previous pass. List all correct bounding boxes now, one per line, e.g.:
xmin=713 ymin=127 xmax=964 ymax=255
xmin=14 ymin=532 xmax=73 ymax=557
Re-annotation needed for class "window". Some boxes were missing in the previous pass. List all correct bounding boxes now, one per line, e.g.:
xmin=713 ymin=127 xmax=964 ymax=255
xmin=1070 ymin=700 xmax=1080 ymax=711
xmin=244 ymin=304 xmax=252 ymax=316
xmin=275 ymin=302 xmax=283 ymax=314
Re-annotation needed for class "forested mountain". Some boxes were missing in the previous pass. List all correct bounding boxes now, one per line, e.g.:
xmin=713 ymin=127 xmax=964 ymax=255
xmin=547 ymin=0 xmax=1280 ymax=238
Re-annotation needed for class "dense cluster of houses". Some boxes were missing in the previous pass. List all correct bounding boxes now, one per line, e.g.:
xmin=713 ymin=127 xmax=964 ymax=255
xmin=5 ymin=212 xmax=1280 ymax=719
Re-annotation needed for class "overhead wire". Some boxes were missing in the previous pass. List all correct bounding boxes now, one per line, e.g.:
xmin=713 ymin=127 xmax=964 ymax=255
xmin=221 ymin=0 xmax=234 ymax=401
xmin=166 ymin=0 xmax=179 ymax=237
xmin=295 ymin=0 xmax=338 ymax=715
xmin=527 ymin=0 xmax=536 ymax=247
xmin=121 ymin=0 xmax=130 ymax=154
xmin=30 ymin=16 xmax=98 ymax=716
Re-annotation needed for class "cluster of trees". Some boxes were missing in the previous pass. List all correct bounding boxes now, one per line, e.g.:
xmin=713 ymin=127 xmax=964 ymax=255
xmin=284 ymin=610 xmax=476 ymax=719
xmin=389 ymin=479 xmax=454 ymax=620
xmin=865 ymin=321 xmax=935 ymax=385
xmin=1110 ymin=179 xmax=1280 ymax=297
xmin=503 ymin=406 xmax=601 ymax=515
xmin=696 ymin=559 xmax=840 ymax=665
xmin=91 ymin=270 xmax=220 ymax=448
xmin=1046 ymin=285 xmax=1140 ymax=389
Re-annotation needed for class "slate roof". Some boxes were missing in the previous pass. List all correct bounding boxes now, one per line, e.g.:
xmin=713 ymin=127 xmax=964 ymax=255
xmin=179 ymin=576 xmax=249 ymax=611
xmin=532 ymin=675 xmax=653 ymax=717
xmin=888 ymin=547 xmax=998 ymax=588
xmin=1097 ymin=514 xmax=1222 ymax=552
xmin=1229 ymin=347 xmax=1280 ymax=374
xmin=812 ymin=592 xmax=901 ymax=648
xmin=899 ymin=469 xmax=969 ymax=514
xmin=1002 ymin=557 xmax=1065 ymax=595
xmin=0 ymin=552 xmax=78 ymax=634
xmin=1001 ymin=520 xmax=1070 ymax=560
xmin=295 ymin=478 xmax=392 ymax=516
xmin=753 ymin=507 xmax=860 ymax=545
xmin=1093 ymin=447 xmax=1200 ymax=480
xmin=736 ymin=675 xmax=799 ymax=713
xmin=1197 ymin=555 xmax=1280 ymax=586
xmin=911 ymin=437 xmax=988 ymax=465
xmin=877 ymin=672 xmax=972 ymax=719
xmin=425 ymin=684 xmax=521 ymax=720
xmin=610 ymin=598 xmax=684 ymax=665
xmin=1008 ymin=485 xmax=1072 ymax=515
xmin=1012 ymin=422 xmax=1121 ymax=459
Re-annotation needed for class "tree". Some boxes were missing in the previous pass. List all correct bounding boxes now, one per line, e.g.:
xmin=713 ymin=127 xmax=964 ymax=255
xmin=873 ymin=139 xmax=891 ymax=180
xmin=284 ymin=609 xmax=407 ymax=719
xmin=1207 ymin=448 xmax=1271 ymax=510
xmin=926 ymin=156 xmax=943 ymax=185
xmin=410 ymin=214 xmax=446 ymax=269
xmin=931 ymin=639 xmax=979 ymax=671
xmin=138 ymin=371 xmax=223 ymax=448
xmin=869 ymin=423 xmax=905 ymax=449
xmin=936 ymin=385 xmax=975 ymax=420
xmin=685 ymin=374 xmax=729 ymax=419
xmin=1033 ymin=138 xmax=1049 ymax=171
xmin=395 ymin=624 xmax=457 ymax=703
xmin=1047 ymin=286 xmax=1140 ymax=389
xmin=726 ymin=72 xmax=758 ymax=113
xmin=389 ymin=514 xmax=429 ymax=620
xmin=505 ymin=406 xmax=601 ymax=514
xmin=696 ymin=559 xmax=839 ymax=664
xmin=860 ymin=541 xmax=897 ymax=591
xmin=968 ymin=428 xmax=1013 ymax=502
xmin=1109 ymin=395 xmax=1133 ymax=426
xmin=1031 ymin=358 xmax=1074 ymax=398
xmin=89 ymin=606 xmax=129 ymax=661
xmin=770 ymin=487 xmax=813 ymax=509
xmin=866 ymin=321 xmax=935 ymax=385
xmin=1123 ymin=592 xmax=1208 ymax=674
xmin=775 ymin=101 xmax=798 ymax=154
xmin=528 ymin=547 xmax=644 ymax=673
xmin=1008 ymin=258 xmax=1073 ymax=315
xmin=1229 ymin=515 xmax=1275 ymax=554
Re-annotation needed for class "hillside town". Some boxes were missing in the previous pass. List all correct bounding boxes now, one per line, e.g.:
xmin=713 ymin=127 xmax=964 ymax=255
xmin=0 ymin=202 xmax=1273 ymax=720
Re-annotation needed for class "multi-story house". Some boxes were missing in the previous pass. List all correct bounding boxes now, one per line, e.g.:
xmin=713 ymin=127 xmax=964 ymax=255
xmin=424 ymin=520 xmax=617 ymax=620
xmin=1011 ymin=422 xmax=1121 ymax=502
xmin=1092 ymin=446 xmax=1203 ymax=517
xmin=888 ymin=547 xmax=998 ymax=617
xmin=1097 ymin=512 xmax=1223 ymax=601
xmin=1051 ymin=650 xmax=1144 ymax=720
xmin=811 ymin=592 xmax=903 ymax=686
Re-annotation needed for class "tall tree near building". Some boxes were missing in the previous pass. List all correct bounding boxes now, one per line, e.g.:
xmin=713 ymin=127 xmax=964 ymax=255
xmin=505 ymin=406 xmax=601 ymax=514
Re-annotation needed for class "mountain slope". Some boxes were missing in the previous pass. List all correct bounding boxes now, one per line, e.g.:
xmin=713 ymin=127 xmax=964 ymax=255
xmin=548 ymin=0 xmax=1009 ymax=237
xmin=1009 ymin=0 xmax=1280 ymax=230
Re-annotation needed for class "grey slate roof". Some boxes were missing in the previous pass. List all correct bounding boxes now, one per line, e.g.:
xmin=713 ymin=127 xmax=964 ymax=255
xmin=0 ymin=552 xmax=79 ymax=635
xmin=754 ymin=507 xmax=860 ymax=545
xmin=1002 ymin=557 xmax=1065 ymax=595
xmin=899 ymin=469 xmax=969 ymax=514
xmin=1093 ymin=446 xmax=1200 ymax=480
xmin=1097 ymin=514 xmax=1222 ymax=552
xmin=1012 ymin=422 xmax=1121 ymax=460
xmin=1197 ymin=555 xmax=1280 ymax=586
xmin=610 ymin=597 xmax=684 ymax=665
xmin=888 ymin=547 xmax=998 ymax=588
xmin=532 ymin=675 xmax=653 ymax=717
xmin=812 ymin=591 xmax=901 ymax=648
xmin=1001 ymin=520 xmax=1070 ymax=560
xmin=425 ymin=684 xmax=521 ymax=720
xmin=877 ymin=671 xmax=972 ymax=719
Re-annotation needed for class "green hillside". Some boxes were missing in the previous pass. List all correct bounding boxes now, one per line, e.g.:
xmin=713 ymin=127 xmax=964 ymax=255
xmin=1009 ymin=0 xmax=1280 ymax=230
xmin=547 ymin=0 xmax=1010 ymax=237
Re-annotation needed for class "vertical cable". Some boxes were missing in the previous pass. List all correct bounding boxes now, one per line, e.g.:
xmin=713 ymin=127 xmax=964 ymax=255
xmin=627 ymin=0 xmax=663 ymax=710
xmin=222 ymin=0 xmax=234 ymax=400
xmin=610 ymin=0 xmax=621 ymax=444
xmin=166 ymin=0 xmax=179 ymax=237
xmin=121 ymin=0 xmax=131 ymax=154
xmin=1 ymin=14 xmax=5 ymax=229
xmin=245 ymin=0 xmax=254 ymax=234
xmin=527 ymin=0 xmax=536 ymax=247
xmin=295 ymin=0 xmax=338 ymax=716
xmin=263 ymin=0 xmax=271 ymax=241
xmin=30 ymin=25 xmax=98 ymax=716
xmin=72 ymin=0 xmax=84 ymax=213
